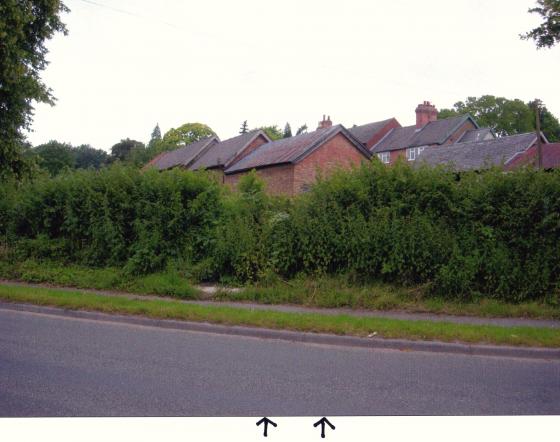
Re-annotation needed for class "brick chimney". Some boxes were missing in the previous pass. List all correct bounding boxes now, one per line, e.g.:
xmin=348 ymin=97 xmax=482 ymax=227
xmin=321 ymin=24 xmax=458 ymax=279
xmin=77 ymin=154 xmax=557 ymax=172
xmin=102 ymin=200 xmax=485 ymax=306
xmin=415 ymin=101 xmax=438 ymax=128
xmin=317 ymin=115 xmax=332 ymax=130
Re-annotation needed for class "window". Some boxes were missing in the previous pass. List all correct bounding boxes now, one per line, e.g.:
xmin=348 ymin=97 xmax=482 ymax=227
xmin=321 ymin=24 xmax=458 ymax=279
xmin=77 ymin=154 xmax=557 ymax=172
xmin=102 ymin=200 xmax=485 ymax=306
xmin=378 ymin=152 xmax=390 ymax=164
xmin=406 ymin=148 xmax=416 ymax=161
xmin=407 ymin=146 xmax=426 ymax=161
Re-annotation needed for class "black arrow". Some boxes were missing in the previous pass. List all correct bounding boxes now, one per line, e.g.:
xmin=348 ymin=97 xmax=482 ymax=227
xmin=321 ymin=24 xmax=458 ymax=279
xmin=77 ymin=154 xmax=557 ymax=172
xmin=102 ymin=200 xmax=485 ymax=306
xmin=256 ymin=417 xmax=277 ymax=437
xmin=313 ymin=417 xmax=335 ymax=438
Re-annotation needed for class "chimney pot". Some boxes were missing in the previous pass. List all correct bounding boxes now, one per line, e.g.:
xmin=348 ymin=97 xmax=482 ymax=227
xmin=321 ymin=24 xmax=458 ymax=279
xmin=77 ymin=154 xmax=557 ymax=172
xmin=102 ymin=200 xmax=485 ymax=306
xmin=415 ymin=101 xmax=438 ymax=128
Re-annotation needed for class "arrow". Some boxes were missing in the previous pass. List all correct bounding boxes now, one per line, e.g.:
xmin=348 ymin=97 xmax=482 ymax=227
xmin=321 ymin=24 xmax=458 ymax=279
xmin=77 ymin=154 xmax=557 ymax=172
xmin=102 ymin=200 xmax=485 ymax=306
xmin=256 ymin=417 xmax=277 ymax=437
xmin=313 ymin=417 xmax=335 ymax=438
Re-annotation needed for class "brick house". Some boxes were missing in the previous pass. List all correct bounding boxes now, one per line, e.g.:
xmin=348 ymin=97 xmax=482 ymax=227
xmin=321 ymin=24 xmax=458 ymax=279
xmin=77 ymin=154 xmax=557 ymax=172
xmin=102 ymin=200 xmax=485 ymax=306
xmin=371 ymin=101 xmax=486 ymax=164
xmin=348 ymin=118 xmax=401 ymax=150
xmin=416 ymin=132 xmax=550 ymax=171
xmin=223 ymin=124 xmax=371 ymax=196
xmin=144 ymin=136 xmax=219 ymax=171
xmin=189 ymin=130 xmax=271 ymax=182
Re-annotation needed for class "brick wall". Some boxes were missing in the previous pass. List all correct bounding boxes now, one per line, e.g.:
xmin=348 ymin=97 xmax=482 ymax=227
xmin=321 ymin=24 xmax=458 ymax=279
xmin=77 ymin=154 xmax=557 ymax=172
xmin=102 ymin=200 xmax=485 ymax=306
xmin=228 ymin=134 xmax=269 ymax=167
xmin=365 ymin=119 xmax=401 ymax=149
xmin=293 ymin=133 xmax=368 ymax=193
xmin=224 ymin=164 xmax=295 ymax=196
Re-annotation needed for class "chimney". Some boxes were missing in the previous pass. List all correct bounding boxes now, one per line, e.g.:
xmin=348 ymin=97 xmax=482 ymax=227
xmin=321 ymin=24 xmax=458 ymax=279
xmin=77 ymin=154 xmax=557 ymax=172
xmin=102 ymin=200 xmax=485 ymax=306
xmin=317 ymin=114 xmax=332 ymax=130
xmin=415 ymin=101 xmax=438 ymax=128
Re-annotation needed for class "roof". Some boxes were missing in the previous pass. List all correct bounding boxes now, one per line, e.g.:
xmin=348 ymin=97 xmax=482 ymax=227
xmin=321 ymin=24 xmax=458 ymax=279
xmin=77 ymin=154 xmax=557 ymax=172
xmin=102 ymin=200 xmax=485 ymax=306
xmin=456 ymin=128 xmax=495 ymax=143
xmin=225 ymin=125 xmax=370 ymax=174
xmin=348 ymin=118 xmax=397 ymax=145
xmin=373 ymin=115 xmax=477 ymax=153
xmin=543 ymin=143 xmax=560 ymax=169
xmin=416 ymin=133 xmax=538 ymax=171
xmin=145 ymin=136 xmax=219 ymax=171
xmin=190 ymin=130 xmax=270 ymax=170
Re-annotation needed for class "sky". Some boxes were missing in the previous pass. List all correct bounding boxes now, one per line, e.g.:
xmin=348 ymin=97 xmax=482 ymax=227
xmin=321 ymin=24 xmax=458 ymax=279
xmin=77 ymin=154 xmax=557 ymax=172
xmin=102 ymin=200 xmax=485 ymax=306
xmin=27 ymin=0 xmax=560 ymax=152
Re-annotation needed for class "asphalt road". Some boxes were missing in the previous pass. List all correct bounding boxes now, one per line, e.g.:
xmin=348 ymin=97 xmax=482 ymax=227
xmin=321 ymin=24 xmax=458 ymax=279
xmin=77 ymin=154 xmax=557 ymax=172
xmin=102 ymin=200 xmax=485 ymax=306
xmin=1 ymin=307 xmax=559 ymax=416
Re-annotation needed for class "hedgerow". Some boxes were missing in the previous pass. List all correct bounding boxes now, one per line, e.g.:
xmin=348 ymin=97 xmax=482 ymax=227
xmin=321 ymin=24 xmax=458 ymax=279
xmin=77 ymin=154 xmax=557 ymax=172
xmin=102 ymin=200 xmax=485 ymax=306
xmin=1 ymin=161 xmax=559 ymax=302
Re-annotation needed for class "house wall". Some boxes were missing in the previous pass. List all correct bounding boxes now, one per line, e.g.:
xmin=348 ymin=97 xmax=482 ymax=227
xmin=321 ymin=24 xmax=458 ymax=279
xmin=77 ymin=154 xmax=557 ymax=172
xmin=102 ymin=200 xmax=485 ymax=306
xmin=293 ymin=133 xmax=368 ymax=193
xmin=228 ymin=134 xmax=270 ymax=167
xmin=505 ymin=142 xmax=538 ymax=170
xmin=224 ymin=164 xmax=295 ymax=196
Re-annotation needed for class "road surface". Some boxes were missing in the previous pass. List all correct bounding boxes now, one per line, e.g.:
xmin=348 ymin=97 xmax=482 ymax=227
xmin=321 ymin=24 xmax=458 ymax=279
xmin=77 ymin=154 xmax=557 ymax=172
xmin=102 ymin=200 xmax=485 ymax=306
xmin=0 ymin=306 xmax=559 ymax=416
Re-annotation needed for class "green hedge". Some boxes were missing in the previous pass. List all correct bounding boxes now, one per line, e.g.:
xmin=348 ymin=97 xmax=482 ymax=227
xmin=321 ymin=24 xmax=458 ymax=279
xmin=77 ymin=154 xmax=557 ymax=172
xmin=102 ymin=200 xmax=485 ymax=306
xmin=1 ymin=162 xmax=560 ymax=302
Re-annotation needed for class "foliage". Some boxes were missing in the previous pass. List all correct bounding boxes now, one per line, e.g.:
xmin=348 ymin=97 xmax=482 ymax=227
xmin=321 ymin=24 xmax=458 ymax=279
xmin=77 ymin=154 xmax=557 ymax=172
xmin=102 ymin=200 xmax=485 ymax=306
xmin=2 ymin=162 xmax=560 ymax=304
xmin=32 ymin=140 xmax=75 ymax=175
xmin=239 ymin=120 xmax=249 ymax=134
xmin=296 ymin=124 xmax=308 ymax=135
xmin=110 ymin=138 xmax=145 ymax=162
xmin=258 ymin=125 xmax=283 ymax=141
xmin=0 ymin=0 xmax=68 ymax=181
xmin=438 ymin=95 xmax=560 ymax=141
xmin=74 ymin=144 xmax=109 ymax=169
xmin=160 ymin=123 xmax=215 ymax=149
xmin=283 ymin=123 xmax=292 ymax=138
xmin=148 ymin=123 xmax=162 ymax=148
xmin=521 ymin=0 xmax=560 ymax=48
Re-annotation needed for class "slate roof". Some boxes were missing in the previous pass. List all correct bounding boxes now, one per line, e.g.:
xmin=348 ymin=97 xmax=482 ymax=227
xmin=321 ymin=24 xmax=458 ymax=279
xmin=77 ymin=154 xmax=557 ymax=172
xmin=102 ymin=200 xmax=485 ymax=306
xmin=348 ymin=118 xmax=397 ymax=145
xmin=225 ymin=125 xmax=370 ymax=174
xmin=145 ymin=136 xmax=219 ymax=171
xmin=190 ymin=130 xmax=270 ymax=170
xmin=416 ymin=133 xmax=537 ymax=171
xmin=543 ymin=143 xmax=560 ymax=169
xmin=456 ymin=128 xmax=495 ymax=143
xmin=372 ymin=115 xmax=477 ymax=153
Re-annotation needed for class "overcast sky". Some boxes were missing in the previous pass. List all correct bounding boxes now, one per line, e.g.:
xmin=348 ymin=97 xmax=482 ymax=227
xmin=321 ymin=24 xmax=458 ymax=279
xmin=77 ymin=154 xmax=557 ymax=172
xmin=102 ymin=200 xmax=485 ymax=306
xmin=27 ymin=0 xmax=560 ymax=151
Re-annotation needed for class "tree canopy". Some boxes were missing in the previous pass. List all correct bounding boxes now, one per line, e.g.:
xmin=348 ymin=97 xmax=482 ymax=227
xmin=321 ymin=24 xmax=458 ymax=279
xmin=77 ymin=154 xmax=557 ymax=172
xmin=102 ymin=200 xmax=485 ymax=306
xmin=148 ymin=124 xmax=162 ymax=148
xmin=258 ymin=125 xmax=283 ymax=141
xmin=296 ymin=124 xmax=308 ymax=135
xmin=111 ymin=138 xmax=146 ymax=162
xmin=29 ymin=140 xmax=109 ymax=175
xmin=283 ymin=123 xmax=292 ymax=138
xmin=438 ymin=95 xmax=560 ymax=141
xmin=0 ymin=0 xmax=68 ymax=180
xmin=521 ymin=0 xmax=560 ymax=48
xmin=161 ymin=123 xmax=215 ymax=148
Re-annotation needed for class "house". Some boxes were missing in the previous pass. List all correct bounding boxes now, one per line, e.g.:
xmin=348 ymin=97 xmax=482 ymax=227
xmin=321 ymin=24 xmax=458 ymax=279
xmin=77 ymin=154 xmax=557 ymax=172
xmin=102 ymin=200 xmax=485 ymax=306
xmin=188 ymin=130 xmax=271 ymax=182
xmin=348 ymin=118 xmax=401 ymax=149
xmin=416 ymin=132 xmax=549 ymax=171
xmin=505 ymin=141 xmax=560 ymax=170
xmin=371 ymin=101 xmax=482 ymax=164
xmin=223 ymin=124 xmax=371 ymax=195
xmin=144 ymin=136 xmax=219 ymax=171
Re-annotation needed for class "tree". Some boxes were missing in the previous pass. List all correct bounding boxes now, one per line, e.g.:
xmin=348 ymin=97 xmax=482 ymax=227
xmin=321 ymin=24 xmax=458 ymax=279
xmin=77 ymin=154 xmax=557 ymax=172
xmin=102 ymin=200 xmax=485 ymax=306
xmin=521 ymin=0 xmax=560 ymax=48
xmin=161 ymin=123 xmax=215 ymax=148
xmin=239 ymin=120 xmax=249 ymax=134
xmin=283 ymin=123 xmax=292 ymax=138
xmin=296 ymin=124 xmax=308 ymax=135
xmin=438 ymin=95 xmax=560 ymax=141
xmin=74 ymin=144 xmax=109 ymax=169
xmin=111 ymin=138 xmax=145 ymax=162
xmin=148 ymin=124 xmax=162 ymax=148
xmin=33 ymin=140 xmax=75 ymax=176
xmin=0 ymin=0 xmax=68 ymax=180
xmin=258 ymin=125 xmax=283 ymax=141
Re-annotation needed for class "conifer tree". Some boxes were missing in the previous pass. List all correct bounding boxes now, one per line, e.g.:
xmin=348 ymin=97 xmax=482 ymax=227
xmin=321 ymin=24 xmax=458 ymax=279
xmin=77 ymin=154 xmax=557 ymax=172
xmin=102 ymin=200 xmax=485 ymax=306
xmin=283 ymin=123 xmax=292 ymax=138
xmin=240 ymin=120 xmax=249 ymax=134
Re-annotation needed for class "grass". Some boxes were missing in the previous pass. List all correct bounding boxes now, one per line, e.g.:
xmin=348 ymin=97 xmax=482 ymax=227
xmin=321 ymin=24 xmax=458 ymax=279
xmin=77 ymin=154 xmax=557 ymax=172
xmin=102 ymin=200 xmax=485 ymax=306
xmin=0 ymin=259 xmax=198 ymax=299
xmin=216 ymin=275 xmax=560 ymax=320
xmin=0 ymin=283 xmax=559 ymax=348
xmin=1 ymin=259 xmax=559 ymax=321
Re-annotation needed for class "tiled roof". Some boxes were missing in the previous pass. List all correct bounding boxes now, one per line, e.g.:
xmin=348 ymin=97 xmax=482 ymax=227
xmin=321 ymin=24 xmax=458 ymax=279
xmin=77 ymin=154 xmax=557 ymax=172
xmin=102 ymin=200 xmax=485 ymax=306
xmin=456 ymin=128 xmax=495 ymax=143
xmin=543 ymin=143 xmax=560 ymax=169
xmin=190 ymin=130 xmax=269 ymax=170
xmin=416 ymin=133 xmax=537 ymax=171
xmin=145 ymin=136 xmax=219 ymax=171
xmin=348 ymin=118 xmax=397 ymax=145
xmin=373 ymin=115 xmax=476 ymax=153
xmin=225 ymin=125 xmax=370 ymax=174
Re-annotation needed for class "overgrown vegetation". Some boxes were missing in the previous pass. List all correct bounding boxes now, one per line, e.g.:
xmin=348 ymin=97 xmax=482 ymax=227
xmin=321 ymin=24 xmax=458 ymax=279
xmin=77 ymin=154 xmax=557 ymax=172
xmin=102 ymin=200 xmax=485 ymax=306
xmin=1 ymin=162 xmax=560 ymax=305
xmin=1 ymin=283 xmax=559 ymax=347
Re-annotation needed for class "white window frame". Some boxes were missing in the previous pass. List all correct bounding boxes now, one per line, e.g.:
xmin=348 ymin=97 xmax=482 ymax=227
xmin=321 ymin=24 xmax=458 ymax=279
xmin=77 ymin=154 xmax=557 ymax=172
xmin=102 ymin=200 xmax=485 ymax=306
xmin=407 ymin=146 xmax=427 ymax=161
xmin=378 ymin=152 xmax=390 ymax=164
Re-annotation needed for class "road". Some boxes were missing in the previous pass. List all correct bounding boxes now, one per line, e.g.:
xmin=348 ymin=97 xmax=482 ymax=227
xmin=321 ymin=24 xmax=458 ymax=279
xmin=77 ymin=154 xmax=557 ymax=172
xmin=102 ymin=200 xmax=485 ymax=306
xmin=0 ymin=306 xmax=559 ymax=416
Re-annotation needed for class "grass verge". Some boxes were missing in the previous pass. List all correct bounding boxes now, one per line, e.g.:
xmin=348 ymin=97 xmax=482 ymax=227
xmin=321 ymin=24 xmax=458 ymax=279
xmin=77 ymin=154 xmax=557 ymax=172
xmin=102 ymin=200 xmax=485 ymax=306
xmin=0 ymin=283 xmax=559 ymax=348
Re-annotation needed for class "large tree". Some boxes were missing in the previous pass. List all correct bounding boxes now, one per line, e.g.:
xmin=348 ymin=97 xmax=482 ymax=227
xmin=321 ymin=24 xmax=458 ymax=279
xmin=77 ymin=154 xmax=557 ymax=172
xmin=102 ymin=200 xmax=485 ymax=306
xmin=160 ymin=123 xmax=215 ymax=148
xmin=258 ymin=125 xmax=283 ymax=141
xmin=111 ymin=138 xmax=145 ymax=162
xmin=283 ymin=122 xmax=292 ymax=138
xmin=438 ymin=95 xmax=560 ymax=141
xmin=0 ymin=0 xmax=68 ymax=180
xmin=33 ymin=140 xmax=74 ymax=176
xmin=148 ymin=123 xmax=162 ymax=148
xmin=521 ymin=0 xmax=560 ymax=48
xmin=74 ymin=144 xmax=109 ymax=169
